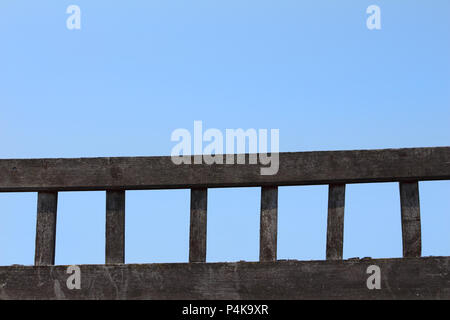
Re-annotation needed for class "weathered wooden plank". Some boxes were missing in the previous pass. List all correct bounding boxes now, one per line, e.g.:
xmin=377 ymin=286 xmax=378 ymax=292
xmin=1 ymin=257 xmax=450 ymax=299
xmin=106 ymin=190 xmax=125 ymax=264
xmin=400 ymin=181 xmax=421 ymax=258
xmin=260 ymin=186 xmax=278 ymax=261
xmin=34 ymin=192 xmax=58 ymax=266
xmin=0 ymin=147 xmax=449 ymax=192
xmin=326 ymin=184 xmax=345 ymax=260
xmin=189 ymin=188 xmax=207 ymax=262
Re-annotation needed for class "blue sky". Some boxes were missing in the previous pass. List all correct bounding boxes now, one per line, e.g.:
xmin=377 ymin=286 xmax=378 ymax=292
xmin=0 ymin=1 xmax=449 ymax=266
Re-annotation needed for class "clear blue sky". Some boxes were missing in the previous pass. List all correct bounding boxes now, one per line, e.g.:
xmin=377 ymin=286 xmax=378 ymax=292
xmin=0 ymin=1 xmax=449 ymax=266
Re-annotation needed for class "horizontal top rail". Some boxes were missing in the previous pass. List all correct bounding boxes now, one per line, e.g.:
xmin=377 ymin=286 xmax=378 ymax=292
xmin=0 ymin=147 xmax=449 ymax=192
